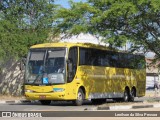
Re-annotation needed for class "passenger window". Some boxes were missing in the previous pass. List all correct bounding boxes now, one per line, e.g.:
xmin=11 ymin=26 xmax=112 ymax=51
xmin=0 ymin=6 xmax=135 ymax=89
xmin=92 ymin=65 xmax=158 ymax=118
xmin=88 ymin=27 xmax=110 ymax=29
xmin=110 ymin=52 xmax=119 ymax=67
xmin=119 ymin=53 xmax=126 ymax=68
xmin=128 ymin=54 xmax=135 ymax=69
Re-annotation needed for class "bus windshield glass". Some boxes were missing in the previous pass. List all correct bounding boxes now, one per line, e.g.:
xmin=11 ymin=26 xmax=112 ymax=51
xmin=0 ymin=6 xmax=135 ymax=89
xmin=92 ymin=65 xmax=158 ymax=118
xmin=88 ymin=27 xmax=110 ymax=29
xmin=25 ymin=48 xmax=66 ymax=85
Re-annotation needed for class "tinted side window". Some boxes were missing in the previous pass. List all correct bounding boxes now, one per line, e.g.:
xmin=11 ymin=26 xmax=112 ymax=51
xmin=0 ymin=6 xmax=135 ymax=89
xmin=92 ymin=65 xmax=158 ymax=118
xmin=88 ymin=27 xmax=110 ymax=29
xmin=90 ymin=49 xmax=100 ymax=66
xmin=68 ymin=47 xmax=78 ymax=66
xmin=79 ymin=47 xmax=145 ymax=69
xmin=101 ymin=51 xmax=110 ymax=67
xmin=127 ymin=54 xmax=135 ymax=69
xmin=109 ymin=52 xmax=119 ymax=67
xmin=80 ymin=48 xmax=120 ymax=67
xmin=79 ymin=48 xmax=86 ymax=65
xmin=119 ymin=53 xmax=127 ymax=68
xmin=135 ymin=55 xmax=146 ymax=69
xmin=79 ymin=48 xmax=92 ymax=65
xmin=68 ymin=47 xmax=78 ymax=82
xmin=80 ymin=48 xmax=102 ymax=66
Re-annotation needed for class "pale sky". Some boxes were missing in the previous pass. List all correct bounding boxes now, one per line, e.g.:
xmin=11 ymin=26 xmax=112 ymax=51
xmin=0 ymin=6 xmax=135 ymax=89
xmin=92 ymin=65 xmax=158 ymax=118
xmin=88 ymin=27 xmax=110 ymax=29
xmin=55 ymin=0 xmax=87 ymax=8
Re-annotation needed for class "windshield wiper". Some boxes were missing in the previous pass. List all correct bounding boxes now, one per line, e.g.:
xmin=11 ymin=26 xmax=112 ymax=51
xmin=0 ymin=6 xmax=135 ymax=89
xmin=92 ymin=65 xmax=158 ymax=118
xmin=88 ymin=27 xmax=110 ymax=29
xmin=32 ymin=74 xmax=43 ymax=84
xmin=32 ymin=65 xmax=46 ymax=84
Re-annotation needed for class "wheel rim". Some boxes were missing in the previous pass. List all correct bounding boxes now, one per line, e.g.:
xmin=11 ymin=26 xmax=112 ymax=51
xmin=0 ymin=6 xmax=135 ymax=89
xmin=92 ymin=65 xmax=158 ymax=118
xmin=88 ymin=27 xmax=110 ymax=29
xmin=124 ymin=91 xmax=128 ymax=101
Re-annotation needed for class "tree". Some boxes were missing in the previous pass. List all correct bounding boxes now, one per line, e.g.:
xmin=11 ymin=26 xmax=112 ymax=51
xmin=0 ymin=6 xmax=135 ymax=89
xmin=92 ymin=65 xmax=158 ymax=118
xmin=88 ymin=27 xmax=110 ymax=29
xmin=0 ymin=0 xmax=57 ymax=64
xmin=53 ymin=0 xmax=160 ymax=59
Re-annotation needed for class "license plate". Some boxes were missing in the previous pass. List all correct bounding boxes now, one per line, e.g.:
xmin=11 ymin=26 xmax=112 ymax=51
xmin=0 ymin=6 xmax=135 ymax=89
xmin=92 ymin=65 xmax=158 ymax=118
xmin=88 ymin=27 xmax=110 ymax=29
xmin=39 ymin=95 xmax=46 ymax=99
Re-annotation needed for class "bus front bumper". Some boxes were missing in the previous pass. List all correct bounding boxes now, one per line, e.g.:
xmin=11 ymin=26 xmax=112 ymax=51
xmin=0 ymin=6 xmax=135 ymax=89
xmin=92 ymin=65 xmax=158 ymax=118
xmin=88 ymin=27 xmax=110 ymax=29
xmin=24 ymin=92 xmax=67 ymax=101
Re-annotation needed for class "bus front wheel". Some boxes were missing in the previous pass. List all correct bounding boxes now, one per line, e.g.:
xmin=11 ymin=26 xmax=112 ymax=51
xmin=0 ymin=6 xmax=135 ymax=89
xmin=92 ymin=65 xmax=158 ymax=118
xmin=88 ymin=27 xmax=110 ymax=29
xmin=73 ymin=89 xmax=84 ymax=106
xmin=40 ymin=100 xmax=51 ymax=105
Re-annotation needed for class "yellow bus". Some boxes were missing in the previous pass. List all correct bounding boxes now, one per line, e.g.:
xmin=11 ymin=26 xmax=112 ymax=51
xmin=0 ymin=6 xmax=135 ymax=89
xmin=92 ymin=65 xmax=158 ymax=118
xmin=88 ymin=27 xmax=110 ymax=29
xmin=24 ymin=42 xmax=146 ymax=105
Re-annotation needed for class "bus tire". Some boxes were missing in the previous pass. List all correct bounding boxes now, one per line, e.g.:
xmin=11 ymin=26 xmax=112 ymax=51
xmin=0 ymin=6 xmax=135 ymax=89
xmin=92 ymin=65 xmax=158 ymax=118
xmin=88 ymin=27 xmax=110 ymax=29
xmin=73 ymin=89 xmax=84 ymax=106
xmin=123 ymin=89 xmax=129 ymax=102
xmin=129 ymin=89 xmax=136 ymax=102
xmin=40 ymin=100 xmax=51 ymax=105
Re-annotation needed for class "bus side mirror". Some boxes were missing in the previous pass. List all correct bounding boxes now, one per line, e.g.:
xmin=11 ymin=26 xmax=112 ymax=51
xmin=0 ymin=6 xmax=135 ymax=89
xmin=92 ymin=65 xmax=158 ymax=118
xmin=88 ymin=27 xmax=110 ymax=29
xmin=20 ymin=57 xmax=26 ymax=71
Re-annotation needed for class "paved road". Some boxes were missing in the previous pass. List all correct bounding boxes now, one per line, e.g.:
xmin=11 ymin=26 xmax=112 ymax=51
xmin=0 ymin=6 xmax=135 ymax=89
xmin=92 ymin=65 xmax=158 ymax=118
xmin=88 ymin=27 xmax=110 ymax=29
xmin=0 ymin=101 xmax=96 ymax=111
xmin=0 ymin=97 xmax=145 ymax=111
xmin=0 ymin=96 xmax=159 ymax=111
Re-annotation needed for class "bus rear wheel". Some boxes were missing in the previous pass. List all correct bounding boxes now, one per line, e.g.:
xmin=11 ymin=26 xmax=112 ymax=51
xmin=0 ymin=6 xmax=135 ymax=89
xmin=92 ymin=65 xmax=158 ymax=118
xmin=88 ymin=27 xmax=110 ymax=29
xmin=129 ymin=88 xmax=136 ymax=102
xmin=73 ymin=89 xmax=84 ymax=106
xmin=123 ymin=89 xmax=129 ymax=102
xmin=40 ymin=100 xmax=51 ymax=105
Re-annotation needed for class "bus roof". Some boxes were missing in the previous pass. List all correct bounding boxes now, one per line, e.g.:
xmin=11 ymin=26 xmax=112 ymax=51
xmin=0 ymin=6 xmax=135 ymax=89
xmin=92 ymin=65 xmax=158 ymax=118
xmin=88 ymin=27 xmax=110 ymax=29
xmin=30 ymin=42 xmax=111 ymax=51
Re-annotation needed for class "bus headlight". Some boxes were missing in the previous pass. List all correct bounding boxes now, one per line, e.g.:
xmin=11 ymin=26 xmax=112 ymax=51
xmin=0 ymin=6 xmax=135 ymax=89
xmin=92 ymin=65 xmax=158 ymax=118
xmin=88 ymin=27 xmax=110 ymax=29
xmin=53 ymin=88 xmax=65 ymax=92
xmin=25 ymin=89 xmax=34 ymax=93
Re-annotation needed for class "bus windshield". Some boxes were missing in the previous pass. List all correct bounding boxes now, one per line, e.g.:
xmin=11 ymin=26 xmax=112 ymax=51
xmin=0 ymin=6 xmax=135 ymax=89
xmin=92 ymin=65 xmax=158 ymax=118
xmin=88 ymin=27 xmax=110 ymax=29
xmin=25 ymin=48 xmax=66 ymax=85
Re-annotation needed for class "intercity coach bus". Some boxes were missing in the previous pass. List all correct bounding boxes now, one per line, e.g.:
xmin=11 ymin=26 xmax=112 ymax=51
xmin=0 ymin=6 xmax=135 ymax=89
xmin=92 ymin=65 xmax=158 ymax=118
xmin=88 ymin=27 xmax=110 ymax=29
xmin=24 ymin=42 xmax=146 ymax=105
